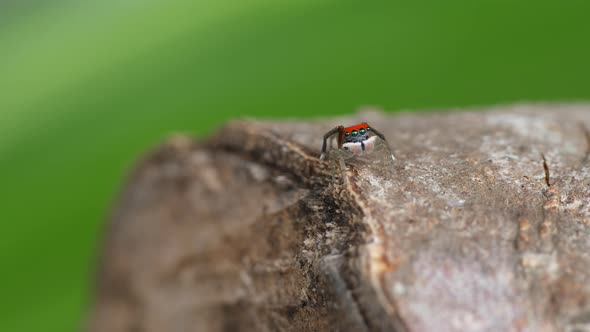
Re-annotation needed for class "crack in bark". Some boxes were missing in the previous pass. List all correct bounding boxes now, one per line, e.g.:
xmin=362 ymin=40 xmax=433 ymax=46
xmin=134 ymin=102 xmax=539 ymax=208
xmin=542 ymin=153 xmax=551 ymax=187
xmin=580 ymin=123 xmax=590 ymax=163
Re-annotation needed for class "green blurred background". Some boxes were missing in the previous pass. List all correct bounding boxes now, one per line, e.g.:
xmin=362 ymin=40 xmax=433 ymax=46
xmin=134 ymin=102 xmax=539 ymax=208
xmin=1 ymin=1 xmax=589 ymax=331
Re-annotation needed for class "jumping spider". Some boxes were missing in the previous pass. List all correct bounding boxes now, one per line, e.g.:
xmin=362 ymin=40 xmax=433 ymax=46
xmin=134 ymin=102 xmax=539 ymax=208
xmin=320 ymin=122 xmax=394 ymax=160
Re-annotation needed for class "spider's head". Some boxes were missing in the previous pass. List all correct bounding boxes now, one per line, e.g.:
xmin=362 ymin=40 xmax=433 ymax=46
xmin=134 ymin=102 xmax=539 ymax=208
xmin=343 ymin=123 xmax=371 ymax=143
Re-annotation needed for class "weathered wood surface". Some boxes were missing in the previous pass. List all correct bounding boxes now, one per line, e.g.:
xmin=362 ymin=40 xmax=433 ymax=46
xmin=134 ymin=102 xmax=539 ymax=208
xmin=89 ymin=104 xmax=590 ymax=332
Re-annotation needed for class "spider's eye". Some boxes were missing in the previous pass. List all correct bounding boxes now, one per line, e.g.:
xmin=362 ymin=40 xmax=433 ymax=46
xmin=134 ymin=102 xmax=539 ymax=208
xmin=360 ymin=129 xmax=366 ymax=135
xmin=345 ymin=132 xmax=350 ymax=136
xmin=352 ymin=130 xmax=358 ymax=137
xmin=366 ymin=127 xmax=371 ymax=131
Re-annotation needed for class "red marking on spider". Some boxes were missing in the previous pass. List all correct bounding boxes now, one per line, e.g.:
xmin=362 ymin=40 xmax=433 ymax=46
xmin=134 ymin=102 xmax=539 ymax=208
xmin=320 ymin=122 xmax=395 ymax=161
xmin=344 ymin=123 xmax=369 ymax=133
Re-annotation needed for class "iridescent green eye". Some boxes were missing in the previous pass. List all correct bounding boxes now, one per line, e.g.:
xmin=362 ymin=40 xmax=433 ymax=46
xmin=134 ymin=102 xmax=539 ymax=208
xmin=352 ymin=130 xmax=358 ymax=137
xmin=360 ymin=129 xmax=366 ymax=135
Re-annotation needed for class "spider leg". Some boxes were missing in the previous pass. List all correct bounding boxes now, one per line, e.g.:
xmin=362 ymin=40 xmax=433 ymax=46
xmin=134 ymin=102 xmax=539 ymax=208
xmin=369 ymin=126 xmax=386 ymax=141
xmin=320 ymin=126 xmax=343 ymax=160
xmin=368 ymin=125 xmax=396 ymax=160
xmin=329 ymin=134 xmax=337 ymax=149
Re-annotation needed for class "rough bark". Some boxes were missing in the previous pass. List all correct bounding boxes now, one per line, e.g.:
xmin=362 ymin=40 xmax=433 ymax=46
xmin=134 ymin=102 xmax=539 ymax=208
xmin=89 ymin=104 xmax=590 ymax=332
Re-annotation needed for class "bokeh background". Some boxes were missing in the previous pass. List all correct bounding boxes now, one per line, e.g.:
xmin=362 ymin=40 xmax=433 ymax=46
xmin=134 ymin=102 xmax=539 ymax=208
xmin=1 ymin=1 xmax=589 ymax=331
